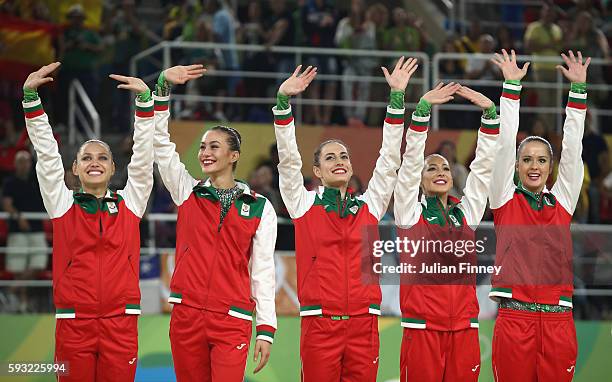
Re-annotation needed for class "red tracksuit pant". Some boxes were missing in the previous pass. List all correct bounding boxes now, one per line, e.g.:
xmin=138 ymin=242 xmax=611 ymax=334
xmin=55 ymin=315 xmax=138 ymax=381
xmin=300 ymin=315 xmax=379 ymax=382
xmin=170 ymin=304 xmax=252 ymax=382
xmin=492 ymin=308 xmax=577 ymax=382
xmin=400 ymin=328 xmax=480 ymax=382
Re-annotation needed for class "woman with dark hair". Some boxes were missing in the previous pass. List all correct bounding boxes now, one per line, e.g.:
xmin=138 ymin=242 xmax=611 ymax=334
xmin=153 ymin=65 xmax=278 ymax=381
xmin=488 ymin=49 xmax=589 ymax=382
xmin=393 ymin=83 xmax=500 ymax=382
xmin=273 ymin=57 xmax=416 ymax=381
xmin=22 ymin=62 xmax=154 ymax=381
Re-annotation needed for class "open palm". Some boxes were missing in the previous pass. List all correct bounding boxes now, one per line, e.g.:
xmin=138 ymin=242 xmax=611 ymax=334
xmin=556 ymin=50 xmax=590 ymax=83
xmin=422 ymin=82 xmax=461 ymax=105
xmin=381 ymin=56 xmax=418 ymax=92
xmin=109 ymin=74 xmax=149 ymax=93
xmin=491 ymin=49 xmax=530 ymax=81
xmin=23 ymin=62 xmax=61 ymax=90
xmin=278 ymin=65 xmax=317 ymax=96
xmin=164 ymin=64 xmax=207 ymax=85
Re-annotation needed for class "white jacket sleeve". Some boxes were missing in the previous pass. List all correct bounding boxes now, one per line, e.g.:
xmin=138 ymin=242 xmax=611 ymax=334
xmin=489 ymin=82 xmax=522 ymax=209
xmin=457 ymin=116 xmax=500 ymax=229
xmin=153 ymin=93 xmax=198 ymax=206
xmin=394 ymin=113 xmax=428 ymax=228
xmin=273 ymin=105 xmax=315 ymax=219
xmin=361 ymin=106 xmax=404 ymax=221
xmin=117 ymin=97 xmax=155 ymax=218
xmin=250 ymin=199 xmax=278 ymax=343
xmin=22 ymin=98 xmax=72 ymax=219
xmin=551 ymin=91 xmax=587 ymax=214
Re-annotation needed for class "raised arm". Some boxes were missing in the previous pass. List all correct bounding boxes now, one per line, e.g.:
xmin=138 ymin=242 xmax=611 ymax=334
xmin=489 ymin=49 xmax=531 ymax=209
xmin=273 ymin=65 xmax=318 ymax=219
xmin=362 ymin=57 xmax=417 ymax=221
xmin=394 ymin=82 xmax=461 ymax=227
xmin=153 ymin=65 xmax=206 ymax=206
xmin=109 ymin=75 xmax=155 ymax=218
xmin=552 ymin=51 xmax=590 ymax=214
xmin=22 ymin=62 xmax=72 ymax=219
xmin=455 ymin=86 xmax=500 ymax=229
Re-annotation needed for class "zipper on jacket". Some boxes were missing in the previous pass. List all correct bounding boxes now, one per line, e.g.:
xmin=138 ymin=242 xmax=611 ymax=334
xmin=205 ymin=200 xmax=223 ymax=305
xmin=437 ymin=198 xmax=451 ymax=226
xmin=96 ymin=198 xmax=103 ymax=313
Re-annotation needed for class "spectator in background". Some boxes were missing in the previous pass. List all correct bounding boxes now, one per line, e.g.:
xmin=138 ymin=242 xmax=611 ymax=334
xmin=567 ymin=11 xmax=609 ymax=101
xmin=567 ymin=0 xmax=603 ymax=25
xmin=524 ymin=4 xmax=562 ymax=109
xmin=106 ymin=0 xmax=161 ymax=131
xmin=466 ymin=34 xmax=501 ymax=108
xmin=335 ymin=0 xmax=377 ymax=125
xmin=57 ymin=4 xmax=103 ymax=126
xmin=2 ymin=151 xmax=48 ymax=311
xmin=249 ymin=164 xmax=282 ymax=212
xmin=207 ymin=0 xmax=239 ymax=121
xmin=496 ymin=25 xmax=520 ymax=53
xmin=302 ymin=0 xmax=338 ymax=125
xmin=436 ymin=140 xmax=468 ymax=198
xmin=456 ymin=19 xmax=482 ymax=53
xmin=439 ymin=35 xmax=466 ymax=80
xmin=582 ymin=121 xmax=609 ymax=223
xmin=367 ymin=2 xmax=389 ymax=50
xmin=264 ymin=0 xmax=296 ymax=77
xmin=383 ymin=7 xmax=421 ymax=52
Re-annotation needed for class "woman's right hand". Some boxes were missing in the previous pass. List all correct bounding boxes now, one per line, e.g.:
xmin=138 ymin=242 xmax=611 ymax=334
xmin=278 ymin=65 xmax=317 ymax=96
xmin=164 ymin=64 xmax=207 ymax=85
xmin=23 ymin=62 xmax=61 ymax=90
xmin=491 ymin=49 xmax=530 ymax=81
xmin=421 ymin=82 xmax=461 ymax=105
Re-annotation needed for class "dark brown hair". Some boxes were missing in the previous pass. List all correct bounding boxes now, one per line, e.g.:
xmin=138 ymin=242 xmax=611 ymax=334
xmin=313 ymin=139 xmax=350 ymax=167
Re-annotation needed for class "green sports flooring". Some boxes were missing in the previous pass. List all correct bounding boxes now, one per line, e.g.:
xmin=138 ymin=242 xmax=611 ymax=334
xmin=0 ymin=315 xmax=610 ymax=381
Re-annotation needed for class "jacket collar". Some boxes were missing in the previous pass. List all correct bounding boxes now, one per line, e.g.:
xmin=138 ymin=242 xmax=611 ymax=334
xmin=421 ymin=194 xmax=461 ymax=211
xmin=515 ymin=181 xmax=556 ymax=208
xmin=74 ymin=188 xmax=118 ymax=202
xmin=193 ymin=179 xmax=257 ymax=202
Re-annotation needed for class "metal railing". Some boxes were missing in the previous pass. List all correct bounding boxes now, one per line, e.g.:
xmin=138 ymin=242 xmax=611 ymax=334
xmin=68 ymin=79 xmax=100 ymax=145
xmin=130 ymin=42 xmax=430 ymax=125
xmin=432 ymin=52 xmax=612 ymax=131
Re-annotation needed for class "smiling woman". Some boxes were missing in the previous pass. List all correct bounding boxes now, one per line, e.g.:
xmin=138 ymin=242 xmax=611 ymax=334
xmin=273 ymin=58 xmax=416 ymax=381
xmin=22 ymin=62 xmax=155 ymax=381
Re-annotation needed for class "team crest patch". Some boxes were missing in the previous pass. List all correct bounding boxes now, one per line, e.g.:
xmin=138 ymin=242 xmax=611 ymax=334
xmin=107 ymin=202 xmax=118 ymax=214
xmin=240 ymin=203 xmax=250 ymax=217
xmin=449 ymin=214 xmax=460 ymax=226
xmin=349 ymin=206 xmax=358 ymax=214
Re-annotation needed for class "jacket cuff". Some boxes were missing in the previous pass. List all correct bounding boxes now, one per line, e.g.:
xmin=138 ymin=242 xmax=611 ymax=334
xmin=135 ymin=98 xmax=154 ymax=118
xmin=384 ymin=105 xmax=405 ymax=125
xmin=23 ymin=98 xmax=45 ymax=119
xmin=256 ymin=324 xmax=276 ymax=343
xmin=409 ymin=112 xmax=429 ymax=132
xmin=153 ymin=92 xmax=170 ymax=112
xmin=501 ymin=82 xmax=521 ymax=100
xmin=567 ymin=91 xmax=587 ymax=110
xmin=480 ymin=115 xmax=500 ymax=135
xmin=272 ymin=105 xmax=293 ymax=126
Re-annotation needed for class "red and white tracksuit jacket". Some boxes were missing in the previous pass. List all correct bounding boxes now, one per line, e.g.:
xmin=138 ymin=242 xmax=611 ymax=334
xmin=153 ymin=93 xmax=277 ymax=342
xmin=489 ymin=82 xmax=585 ymax=307
xmin=488 ymin=82 xmax=585 ymax=382
xmin=23 ymin=96 xmax=154 ymax=319
xmin=273 ymin=104 xmax=403 ymax=318
xmin=394 ymin=112 xmax=499 ymax=331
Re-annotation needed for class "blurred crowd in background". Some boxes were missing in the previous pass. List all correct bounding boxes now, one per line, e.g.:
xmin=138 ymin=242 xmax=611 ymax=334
xmin=0 ymin=0 xmax=610 ymax=316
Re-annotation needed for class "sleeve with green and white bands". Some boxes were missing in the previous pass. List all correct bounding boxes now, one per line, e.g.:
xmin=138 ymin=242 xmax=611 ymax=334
xmin=23 ymin=96 xmax=73 ymax=219
xmin=117 ymin=96 xmax=155 ymax=218
xmin=458 ymin=112 xmax=500 ymax=229
xmin=393 ymin=111 xmax=429 ymax=228
xmin=552 ymin=84 xmax=587 ymax=214
xmin=489 ymin=81 xmax=522 ymax=210
xmin=153 ymin=91 xmax=198 ymax=206
xmin=273 ymin=104 xmax=315 ymax=219
xmin=250 ymin=198 xmax=278 ymax=343
xmin=360 ymin=104 xmax=404 ymax=221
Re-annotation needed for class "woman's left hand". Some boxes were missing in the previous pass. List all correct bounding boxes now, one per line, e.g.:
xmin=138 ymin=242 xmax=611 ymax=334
xmin=252 ymin=339 xmax=271 ymax=374
xmin=381 ymin=56 xmax=419 ymax=92
xmin=455 ymin=86 xmax=493 ymax=110
xmin=109 ymin=74 xmax=149 ymax=93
